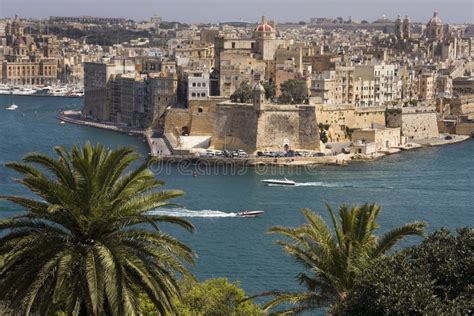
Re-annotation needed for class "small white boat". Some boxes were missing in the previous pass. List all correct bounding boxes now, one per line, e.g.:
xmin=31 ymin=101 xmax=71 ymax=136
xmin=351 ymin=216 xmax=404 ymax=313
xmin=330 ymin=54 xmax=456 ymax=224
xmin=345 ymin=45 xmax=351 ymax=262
xmin=236 ymin=211 xmax=265 ymax=217
xmin=6 ymin=104 xmax=18 ymax=111
xmin=261 ymin=178 xmax=296 ymax=186
xmin=60 ymin=121 xmax=66 ymax=124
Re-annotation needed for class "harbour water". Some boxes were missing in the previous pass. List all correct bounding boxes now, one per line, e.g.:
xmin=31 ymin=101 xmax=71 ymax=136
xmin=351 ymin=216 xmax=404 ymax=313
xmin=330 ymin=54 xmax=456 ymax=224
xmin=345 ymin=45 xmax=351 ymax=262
xmin=1 ymin=95 xmax=473 ymax=301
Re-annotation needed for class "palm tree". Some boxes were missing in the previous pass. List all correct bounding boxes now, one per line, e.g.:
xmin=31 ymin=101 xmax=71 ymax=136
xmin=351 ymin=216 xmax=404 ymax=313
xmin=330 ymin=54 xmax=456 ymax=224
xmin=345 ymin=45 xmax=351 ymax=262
xmin=0 ymin=143 xmax=195 ymax=315
xmin=264 ymin=203 xmax=426 ymax=314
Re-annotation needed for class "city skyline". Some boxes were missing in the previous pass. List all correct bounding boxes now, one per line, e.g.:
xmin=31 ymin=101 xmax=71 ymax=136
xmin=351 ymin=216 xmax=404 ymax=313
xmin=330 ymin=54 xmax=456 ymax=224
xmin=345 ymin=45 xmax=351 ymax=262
xmin=1 ymin=0 xmax=473 ymax=24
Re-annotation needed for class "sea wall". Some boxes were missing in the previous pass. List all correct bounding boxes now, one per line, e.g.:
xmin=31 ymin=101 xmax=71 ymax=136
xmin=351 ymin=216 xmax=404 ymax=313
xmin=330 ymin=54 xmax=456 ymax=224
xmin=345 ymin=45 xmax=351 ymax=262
xmin=386 ymin=106 xmax=439 ymax=139
xmin=316 ymin=105 xmax=385 ymax=142
xmin=256 ymin=105 xmax=319 ymax=151
xmin=456 ymin=122 xmax=474 ymax=136
xmin=212 ymin=103 xmax=258 ymax=152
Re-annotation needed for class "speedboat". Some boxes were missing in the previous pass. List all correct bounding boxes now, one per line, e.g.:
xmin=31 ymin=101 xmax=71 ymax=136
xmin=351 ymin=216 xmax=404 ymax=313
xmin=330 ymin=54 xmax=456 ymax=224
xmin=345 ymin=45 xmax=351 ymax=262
xmin=6 ymin=104 xmax=18 ymax=111
xmin=236 ymin=211 xmax=264 ymax=217
xmin=261 ymin=178 xmax=296 ymax=186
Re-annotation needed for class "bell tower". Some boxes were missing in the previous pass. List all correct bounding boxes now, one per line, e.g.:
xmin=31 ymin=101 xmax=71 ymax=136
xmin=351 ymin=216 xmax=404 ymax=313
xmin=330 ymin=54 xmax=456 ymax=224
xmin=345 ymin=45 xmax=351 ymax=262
xmin=395 ymin=15 xmax=403 ymax=40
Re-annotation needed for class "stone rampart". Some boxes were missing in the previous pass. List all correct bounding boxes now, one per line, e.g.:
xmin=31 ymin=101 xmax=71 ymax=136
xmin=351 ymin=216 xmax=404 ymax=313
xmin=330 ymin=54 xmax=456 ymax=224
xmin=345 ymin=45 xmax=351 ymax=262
xmin=386 ymin=106 xmax=439 ymax=139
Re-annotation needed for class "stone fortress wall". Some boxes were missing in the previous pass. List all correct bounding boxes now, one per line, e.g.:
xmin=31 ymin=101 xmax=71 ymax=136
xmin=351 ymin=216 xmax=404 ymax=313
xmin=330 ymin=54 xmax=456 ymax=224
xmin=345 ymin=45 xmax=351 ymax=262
xmin=163 ymin=109 xmax=191 ymax=135
xmin=316 ymin=105 xmax=386 ymax=142
xmin=212 ymin=103 xmax=258 ymax=152
xmin=255 ymin=105 xmax=319 ymax=151
xmin=188 ymin=97 xmax=228 ymax=136
xmin=386 ymin=106 xmax=439 ymax=139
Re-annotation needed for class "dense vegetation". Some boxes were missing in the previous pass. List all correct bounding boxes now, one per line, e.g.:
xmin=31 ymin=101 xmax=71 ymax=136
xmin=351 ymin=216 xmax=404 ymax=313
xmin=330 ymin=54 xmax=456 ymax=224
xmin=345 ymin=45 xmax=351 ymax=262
xmin=48 ymin=26 xmax=154 ymax=46
xmin=262 ymin=81 xmax=276 ymax=101
xmin=0 ymin=143 xmax=195 ymax=315
xmin=140 ymin=278 xmax=262 ymax=315
xmin=278 ymin=79 xmax=308 ymax=104
xmin=230 ymin=81 xmax=253 ymax=103
xmin=263 ymin=203 xmax=426 ymax=314
xmin=339 ymin=227 xmax=474 ymax=315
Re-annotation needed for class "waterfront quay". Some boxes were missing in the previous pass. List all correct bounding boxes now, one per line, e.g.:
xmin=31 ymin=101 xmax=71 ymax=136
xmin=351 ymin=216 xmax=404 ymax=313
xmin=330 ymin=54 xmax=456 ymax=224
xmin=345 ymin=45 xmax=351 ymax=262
xmin=58 ymin=110 xmax=470 ymax=167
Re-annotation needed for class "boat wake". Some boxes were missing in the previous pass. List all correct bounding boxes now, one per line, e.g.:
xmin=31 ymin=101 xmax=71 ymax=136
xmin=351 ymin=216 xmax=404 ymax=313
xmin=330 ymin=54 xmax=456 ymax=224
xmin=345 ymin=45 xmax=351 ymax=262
xmin=267 ymin=182 xmax=393 ymax=189
xmin=266 ymin=181 xmax=355 ymax=188
xmin=295 ymin=182 xmax=355 ymax=188
xmin=148 ymin=208 xmax=237 ymax=218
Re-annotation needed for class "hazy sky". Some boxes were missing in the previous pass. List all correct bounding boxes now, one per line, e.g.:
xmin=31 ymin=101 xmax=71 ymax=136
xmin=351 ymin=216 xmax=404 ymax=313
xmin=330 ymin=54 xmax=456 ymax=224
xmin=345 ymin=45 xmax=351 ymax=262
xmin=1 ymin=0 xmax=473 ymax=24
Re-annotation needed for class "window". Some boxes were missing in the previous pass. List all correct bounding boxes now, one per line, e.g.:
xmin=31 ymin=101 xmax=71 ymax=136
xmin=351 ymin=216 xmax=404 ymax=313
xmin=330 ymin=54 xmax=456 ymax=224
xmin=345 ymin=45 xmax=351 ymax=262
xmin=198 ymin=107 xmax=203 ymax=113
xmin=203 ymin=83 xmax=206 ymax=87
xmin=201 ymin=93 xmax=206 ymax=97
xmin=191 ymin=93 xmax=196 ymax=97
xmin=192 ymin=83 xmax=196 ymax=87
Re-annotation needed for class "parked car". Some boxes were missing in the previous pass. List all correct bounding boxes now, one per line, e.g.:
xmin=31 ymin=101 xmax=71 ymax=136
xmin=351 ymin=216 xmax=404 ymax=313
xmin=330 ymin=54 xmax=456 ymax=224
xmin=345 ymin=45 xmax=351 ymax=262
xmin=445 ymin=135 xmax=453 ymax=140
xmin=342 ymin=147 xmax=351 ymax=154
xmin=313 ymin=152 xmax=326 ymax=157
xmin=285 ymin=150 xmax=295 ymax=157
xmin=325 ymin=144 xmax=333 ymax=149
xmin=237 ymin=150 xmax=249 ymax=158
xmin=256 ymin=151 xmax=264 ymax=157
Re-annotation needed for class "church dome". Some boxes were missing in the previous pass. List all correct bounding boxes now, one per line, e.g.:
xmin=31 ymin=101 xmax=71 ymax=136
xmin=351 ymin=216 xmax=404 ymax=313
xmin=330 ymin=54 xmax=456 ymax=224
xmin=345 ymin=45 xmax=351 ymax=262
xmin=427 ymin=12 xmax=443 ymax=26
xmin=256 ymin=23 xmax=274 ymax=32
xmin=255 ymin=16 xmax=274 ymax=32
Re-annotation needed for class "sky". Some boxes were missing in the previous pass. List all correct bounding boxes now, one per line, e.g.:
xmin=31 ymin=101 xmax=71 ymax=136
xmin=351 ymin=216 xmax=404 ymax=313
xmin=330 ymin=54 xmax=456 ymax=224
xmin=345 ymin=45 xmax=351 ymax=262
xmin=1 ymin=0 xmax=473 ymax=24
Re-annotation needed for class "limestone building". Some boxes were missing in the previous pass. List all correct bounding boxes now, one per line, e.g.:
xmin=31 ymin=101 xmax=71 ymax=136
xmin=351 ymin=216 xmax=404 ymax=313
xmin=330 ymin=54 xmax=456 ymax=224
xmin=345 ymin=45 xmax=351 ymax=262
xmin=219 ymin=50 xmax=266 ymax=97
xmin=183 ymin=70 xmax=210 ymax=102
xmin=83 ymin=59 xmax=177 ymax=128
xmin=1 ymin=14 xmax=59 ymax=85
xmin=426 ymin=12 xmax=444 ymax=41
xmin=352 ymin=126 xmax=402 ymax=152
xmin=83 ymin=59 xmax=136 ymax=121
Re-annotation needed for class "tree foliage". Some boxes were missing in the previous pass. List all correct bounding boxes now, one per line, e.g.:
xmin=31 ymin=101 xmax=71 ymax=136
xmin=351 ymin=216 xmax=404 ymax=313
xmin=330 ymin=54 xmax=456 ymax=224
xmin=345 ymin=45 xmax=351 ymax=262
xmin=263 ymin=203 xmax=426 ymax=314
xmin=0 ymin=143 xmax=195 ymax=315
xmin=230 ymin=81 xmax=253 ymax=103
xmin=318 ymin=123 xmax=330 ymax=143
xmin=338 ymin=227 xmax=474 ymax=315
xmin=262 ymin=81 xmax=276 ymax=101
xmin=140 ymin=278 xmax=262 ymax=316
xmin=278 ymin=79 xmax=308 ymax=104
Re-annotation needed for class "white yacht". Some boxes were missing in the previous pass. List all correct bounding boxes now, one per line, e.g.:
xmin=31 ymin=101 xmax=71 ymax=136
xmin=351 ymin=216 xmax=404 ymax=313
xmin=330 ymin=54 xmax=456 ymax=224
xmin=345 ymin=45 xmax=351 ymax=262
xmin=13 ymin=87 xmax=36 ymax=95
xmin=49 ymin=86 xmax=69 ymax=96
xmin=261 ymin=178 xmax=296 ymax=186
xmin=0 ymin=85 xmax=11 ymax=95
xmin=6 ymin=104 xmax=18 ymax=111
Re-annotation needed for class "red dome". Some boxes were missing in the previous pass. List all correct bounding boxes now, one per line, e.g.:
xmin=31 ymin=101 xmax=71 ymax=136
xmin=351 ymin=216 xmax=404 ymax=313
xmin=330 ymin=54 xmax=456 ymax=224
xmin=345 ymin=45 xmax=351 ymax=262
xmin=255 ymin=23 xmax=274 ymax=32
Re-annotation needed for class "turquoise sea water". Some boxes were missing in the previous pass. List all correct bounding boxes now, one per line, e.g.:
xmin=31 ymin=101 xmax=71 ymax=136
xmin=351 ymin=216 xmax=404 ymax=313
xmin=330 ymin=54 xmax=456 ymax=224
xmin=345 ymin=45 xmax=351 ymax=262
xmin=1 ymin=95 xmax=473 ymax=304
